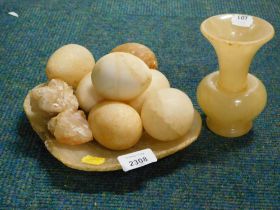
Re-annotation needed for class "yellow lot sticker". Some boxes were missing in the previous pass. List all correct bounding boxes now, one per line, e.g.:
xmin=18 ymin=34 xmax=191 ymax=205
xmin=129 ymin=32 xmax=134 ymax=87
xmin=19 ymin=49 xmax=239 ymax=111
xmin=81 ymin=155 xmax=105 ymax=165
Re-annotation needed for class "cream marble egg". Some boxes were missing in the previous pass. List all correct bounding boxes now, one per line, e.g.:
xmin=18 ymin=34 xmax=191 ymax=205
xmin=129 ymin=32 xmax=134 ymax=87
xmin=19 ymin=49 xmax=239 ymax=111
xmin=111 ymin=42 xmax=158 ymax=69
xmin=129 ymin=70 xmax=170 ymax=113
xmin=76 ymin=72 xmax=103 ymax=112
xmin=46 ymin=44 xmax=95 ymax=88
xmin=88 ymin=102 xmax=142 ymax=150
xmin=91 ymin=52 xmax=152 ymax=101
xmin=141 ymin=88 xmax=194 ymax=141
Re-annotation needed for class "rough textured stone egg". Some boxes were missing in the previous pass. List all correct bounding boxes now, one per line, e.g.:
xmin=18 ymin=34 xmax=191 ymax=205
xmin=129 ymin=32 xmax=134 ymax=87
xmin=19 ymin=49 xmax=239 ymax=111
xmin=112 ymin=42 xmax=158 ymax=69
xmin=46 ymin=44 xmax=95 ymax=88
xmin=91 ymin=52 xmax=152 ymax=101
xmin=129 ymin=70 xmax=170 ymax=113
xmin=88 ymin=102 xmax=142 ymax=150
xmin=76 ymin=72 xmax=103 ymax=113
xmin=141 ymin=88 xmax=194 ymax=141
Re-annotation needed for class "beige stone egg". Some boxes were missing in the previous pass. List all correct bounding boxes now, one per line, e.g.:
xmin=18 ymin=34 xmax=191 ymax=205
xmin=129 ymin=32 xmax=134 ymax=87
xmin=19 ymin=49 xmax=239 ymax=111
xmin=46 ymin=44 xmax=95 ymax=88
xmin=129 ymin=70 xmax=170 ymax=113
xmin=141 ymin=88 xmax=194 ymax=141
xmin=75 ymin=72 xmax=103 ymax=112
xmin=111 ymin=42 xmax=158 ymax=69
xmin=91 ymin=52 xmax=152 ymax=101
xmin=88 ymin=102 xmax=142 ymax=150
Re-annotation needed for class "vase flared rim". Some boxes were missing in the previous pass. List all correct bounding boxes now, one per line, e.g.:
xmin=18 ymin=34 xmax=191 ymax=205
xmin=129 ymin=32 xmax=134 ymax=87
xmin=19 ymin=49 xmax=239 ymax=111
xmin=200 ymin=14 xmax=275 ymax=46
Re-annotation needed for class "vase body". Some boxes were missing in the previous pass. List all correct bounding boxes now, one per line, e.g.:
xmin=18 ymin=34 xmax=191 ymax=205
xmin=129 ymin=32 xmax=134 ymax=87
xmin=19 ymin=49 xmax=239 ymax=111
xmin=197 ymin=14 xmax=274 ymax=137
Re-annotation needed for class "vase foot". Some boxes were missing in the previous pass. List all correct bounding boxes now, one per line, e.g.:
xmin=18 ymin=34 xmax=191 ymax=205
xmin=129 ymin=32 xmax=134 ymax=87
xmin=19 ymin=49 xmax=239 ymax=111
xmin=206 ymin=118 xmax=252 ymax=138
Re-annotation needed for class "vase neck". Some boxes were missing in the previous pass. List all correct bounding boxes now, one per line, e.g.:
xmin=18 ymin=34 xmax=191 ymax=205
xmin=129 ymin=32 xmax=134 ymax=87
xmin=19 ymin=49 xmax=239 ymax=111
xmin=211 ymin=41 xmax=261 ymax=92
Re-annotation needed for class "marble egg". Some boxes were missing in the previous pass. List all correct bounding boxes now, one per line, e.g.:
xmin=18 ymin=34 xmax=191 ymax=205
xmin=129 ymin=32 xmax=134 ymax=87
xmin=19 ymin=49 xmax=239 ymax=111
xmin=75 ymin=72 xmax=103 ymax=113
xmin=112 ymin=42 xmax=158 ymax=69
xmin=91 ymin=52 xmax=152 ymax=101
xmin=88 ymin=102 xmax=142 ymax=150
xmin=141 ymin=88 xmax=194 ymax=141
xmin=46 ymin=44 xmax=95 ymax=88
xmin=129 ymin=69 xmax=170 ymax=113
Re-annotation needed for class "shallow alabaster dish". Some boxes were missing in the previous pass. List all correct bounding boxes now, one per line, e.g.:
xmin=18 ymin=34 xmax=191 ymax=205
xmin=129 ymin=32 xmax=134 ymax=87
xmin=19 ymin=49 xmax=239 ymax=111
xmin=24 ymin=84 xmax=202 ymax=171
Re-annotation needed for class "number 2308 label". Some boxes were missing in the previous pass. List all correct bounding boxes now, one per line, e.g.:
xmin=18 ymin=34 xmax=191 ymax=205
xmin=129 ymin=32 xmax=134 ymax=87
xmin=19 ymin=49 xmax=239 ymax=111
xmin=117 ymin=149 xmax=157 ymax=172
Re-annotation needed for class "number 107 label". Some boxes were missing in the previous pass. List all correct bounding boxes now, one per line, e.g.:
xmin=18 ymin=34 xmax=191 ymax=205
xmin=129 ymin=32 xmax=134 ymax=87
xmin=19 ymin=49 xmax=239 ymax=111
xmin=231 ymin=15 xmax=253 ymax=27
xmin=117 ymin=149 xmax=157 ymax=172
